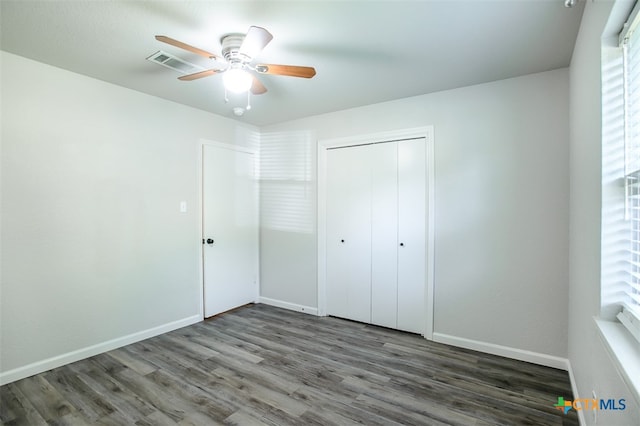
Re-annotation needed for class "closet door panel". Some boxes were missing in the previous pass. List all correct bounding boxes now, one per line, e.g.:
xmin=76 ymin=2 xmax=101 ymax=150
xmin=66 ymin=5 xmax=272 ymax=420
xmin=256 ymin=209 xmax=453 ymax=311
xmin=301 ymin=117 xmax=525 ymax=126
xmin=326 ymin=146 xmax=372 ymax=323
xmin=370 ymin=142 xmax=398 ymax=328
xmin=397 ymin=138 xmax=426 ymax=333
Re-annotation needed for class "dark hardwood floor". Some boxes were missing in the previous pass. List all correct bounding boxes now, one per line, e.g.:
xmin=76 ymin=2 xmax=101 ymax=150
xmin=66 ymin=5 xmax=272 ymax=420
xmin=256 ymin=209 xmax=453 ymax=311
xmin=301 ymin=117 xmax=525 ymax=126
xmin=1 ymin=304 xmax=578 ymax=425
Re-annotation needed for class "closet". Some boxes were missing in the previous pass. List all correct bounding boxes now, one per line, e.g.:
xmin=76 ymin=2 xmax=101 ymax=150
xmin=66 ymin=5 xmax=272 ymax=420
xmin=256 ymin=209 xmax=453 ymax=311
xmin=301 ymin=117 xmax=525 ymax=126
xmin=325 ymin=137 xmax=426 ymax=334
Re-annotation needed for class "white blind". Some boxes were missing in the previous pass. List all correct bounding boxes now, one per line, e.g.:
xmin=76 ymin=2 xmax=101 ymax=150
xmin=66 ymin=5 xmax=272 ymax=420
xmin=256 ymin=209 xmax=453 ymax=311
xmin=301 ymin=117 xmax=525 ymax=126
xmin=624 ymin=13 xmax=640 ymax=176
xmin=259 ymin=131 xmax=314 ymax=234
xmin=621 ymin=4 xmax=640 ymax=328
xmin=626 ymin=174 xmax=640 ymax=313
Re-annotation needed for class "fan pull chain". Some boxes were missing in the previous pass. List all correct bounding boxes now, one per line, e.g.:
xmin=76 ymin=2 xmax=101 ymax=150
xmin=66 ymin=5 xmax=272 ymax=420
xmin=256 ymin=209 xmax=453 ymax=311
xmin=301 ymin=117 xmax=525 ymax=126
xmin=246 ymin=91 xmax=252 ymax=110
xmin=224 ymin=88 xmax=229 ymax=103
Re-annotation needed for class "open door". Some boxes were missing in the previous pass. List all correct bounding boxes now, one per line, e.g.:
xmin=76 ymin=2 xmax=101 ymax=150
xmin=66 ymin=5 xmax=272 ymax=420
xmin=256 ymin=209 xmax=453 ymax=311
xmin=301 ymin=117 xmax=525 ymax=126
xmin=202 ymin=143 xmax=258 ymax=317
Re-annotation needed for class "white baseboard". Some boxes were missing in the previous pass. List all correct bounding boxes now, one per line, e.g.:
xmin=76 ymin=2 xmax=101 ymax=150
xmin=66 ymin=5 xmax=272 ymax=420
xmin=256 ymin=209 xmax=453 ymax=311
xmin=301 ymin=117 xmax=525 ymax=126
xmin=258 ymin=297 xmax=318 ymax=316
xmin=432 ymin=332 xmax=570 ymax=370
xmin=0 ymin=314 xmax=202 ymax=385
xmin=567 ymin=360 xmax=587 ymax=426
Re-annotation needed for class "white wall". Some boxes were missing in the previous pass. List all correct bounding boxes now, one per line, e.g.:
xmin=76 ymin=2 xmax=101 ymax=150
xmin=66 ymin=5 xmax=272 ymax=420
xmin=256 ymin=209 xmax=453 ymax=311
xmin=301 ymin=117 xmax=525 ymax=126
xmin=0 ymin=51 xmax=258 ymax=382
xmin=260 ymin=68 xmax=571 ymax=361
xmin=568 ymin=1 xmax=640 ymax=425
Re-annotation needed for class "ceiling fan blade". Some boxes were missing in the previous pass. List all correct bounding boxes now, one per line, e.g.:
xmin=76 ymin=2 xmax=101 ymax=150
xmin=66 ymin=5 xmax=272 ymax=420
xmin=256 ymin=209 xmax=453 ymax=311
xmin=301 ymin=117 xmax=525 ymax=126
xmin=251 ymin=76 xmax=267 ymax=95
xmin=239 ymin=26 xmax=273 ymax=58
xmin=178 ymin=69 xmax=222 ymax=81
xmin=255 ymin=64 xmax=316 ymax=78
xmin=155 ymin=35 xmax=218 ymax=60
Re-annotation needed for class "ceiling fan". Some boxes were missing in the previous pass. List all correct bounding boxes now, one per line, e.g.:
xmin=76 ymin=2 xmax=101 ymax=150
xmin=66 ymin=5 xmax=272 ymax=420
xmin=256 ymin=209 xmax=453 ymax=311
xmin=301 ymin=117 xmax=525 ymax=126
xmin=155 ymin=26 xmax=316 ymax=96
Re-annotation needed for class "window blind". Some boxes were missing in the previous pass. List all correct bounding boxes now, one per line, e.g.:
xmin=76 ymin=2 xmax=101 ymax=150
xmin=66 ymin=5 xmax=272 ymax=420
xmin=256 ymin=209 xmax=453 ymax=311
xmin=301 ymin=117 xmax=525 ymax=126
xmin=259 ymin=131 xmax=314 ymax=234
xmin=620 ymin=2 xmax=640 ymax=337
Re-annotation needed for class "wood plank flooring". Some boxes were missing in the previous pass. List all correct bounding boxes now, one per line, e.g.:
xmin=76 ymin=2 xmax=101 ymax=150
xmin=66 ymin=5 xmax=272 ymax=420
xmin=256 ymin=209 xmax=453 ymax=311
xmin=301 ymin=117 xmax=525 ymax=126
xmin=1 ymin=304 xmax=578 ymax=425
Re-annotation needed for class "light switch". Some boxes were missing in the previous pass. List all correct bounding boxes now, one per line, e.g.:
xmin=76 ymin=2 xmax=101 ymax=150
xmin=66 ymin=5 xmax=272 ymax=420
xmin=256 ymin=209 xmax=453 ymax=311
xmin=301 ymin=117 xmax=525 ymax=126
xmin=180 ymin=201 xmax=187 ymax=213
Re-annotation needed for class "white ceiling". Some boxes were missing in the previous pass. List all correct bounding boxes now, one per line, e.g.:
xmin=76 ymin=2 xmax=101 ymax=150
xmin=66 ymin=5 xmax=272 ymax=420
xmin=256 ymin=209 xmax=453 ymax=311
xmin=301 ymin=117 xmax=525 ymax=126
xmin=0 ymin=0 xmax=585 ymax=127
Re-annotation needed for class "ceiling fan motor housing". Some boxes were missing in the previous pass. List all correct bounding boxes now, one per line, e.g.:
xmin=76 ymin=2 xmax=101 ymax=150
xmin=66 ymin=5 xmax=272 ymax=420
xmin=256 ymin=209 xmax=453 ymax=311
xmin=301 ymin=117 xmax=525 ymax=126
xmin=221 ymin=34 xmax=250 ymax=64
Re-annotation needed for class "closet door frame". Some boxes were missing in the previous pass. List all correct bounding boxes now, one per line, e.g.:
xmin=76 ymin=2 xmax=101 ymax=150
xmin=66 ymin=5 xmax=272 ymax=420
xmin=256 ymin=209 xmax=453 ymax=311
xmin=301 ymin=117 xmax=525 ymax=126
xmin=317 ymin=126 xmax=435 ymax=339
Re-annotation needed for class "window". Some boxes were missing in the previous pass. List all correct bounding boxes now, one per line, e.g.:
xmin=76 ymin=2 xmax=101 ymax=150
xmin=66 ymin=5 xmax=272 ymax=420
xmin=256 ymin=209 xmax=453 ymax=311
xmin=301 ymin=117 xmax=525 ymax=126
xmin=620 ymin=2 xmax=640 ymax=342
xmin=259 ymin=131 xmax=314 ymax=234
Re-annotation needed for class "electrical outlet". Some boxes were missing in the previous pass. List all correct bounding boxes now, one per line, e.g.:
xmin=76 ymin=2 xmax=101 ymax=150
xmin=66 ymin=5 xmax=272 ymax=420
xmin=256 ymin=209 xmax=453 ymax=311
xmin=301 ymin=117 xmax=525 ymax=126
xmin=592 ymin=390 xmax=597 ymax=424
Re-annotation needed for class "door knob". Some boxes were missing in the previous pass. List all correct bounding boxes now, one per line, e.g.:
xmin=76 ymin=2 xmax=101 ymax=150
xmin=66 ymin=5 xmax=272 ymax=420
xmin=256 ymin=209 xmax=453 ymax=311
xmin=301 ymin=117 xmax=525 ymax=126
xmin=400 ymin=242 xmax=404 ymax=247
xmin=206 ymin=238 xmax=214 ymax=244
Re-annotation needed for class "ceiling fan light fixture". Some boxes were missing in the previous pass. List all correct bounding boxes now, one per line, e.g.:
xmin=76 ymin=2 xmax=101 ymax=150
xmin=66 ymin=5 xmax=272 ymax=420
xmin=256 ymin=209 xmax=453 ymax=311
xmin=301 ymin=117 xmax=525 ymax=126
xmin=223 ymin=68 xmax=252 ymax=93
xmin=155 ymin=26 xmax=317 ymax=105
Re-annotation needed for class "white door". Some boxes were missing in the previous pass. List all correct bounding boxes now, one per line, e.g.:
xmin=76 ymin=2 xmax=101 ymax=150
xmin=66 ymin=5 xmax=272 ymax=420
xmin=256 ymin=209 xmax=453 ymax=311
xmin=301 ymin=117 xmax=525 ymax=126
xmin=397 ymin=138 xmax=426 ymax=333
xmin=326 ymin=145 xmax=372 ymax=323
xmin=202 ymin=144 xmax=258 ymax=318
xmin=370 ymin=142 xmax=399 ymax=328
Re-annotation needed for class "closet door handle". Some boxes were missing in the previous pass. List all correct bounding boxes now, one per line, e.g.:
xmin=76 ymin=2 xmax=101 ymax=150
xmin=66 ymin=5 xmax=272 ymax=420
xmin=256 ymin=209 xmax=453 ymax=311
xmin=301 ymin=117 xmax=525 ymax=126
xmin=340 ymin=239 xmax=345 ymax=243
xmin=399 ymin=242 xmax=404 ymax=247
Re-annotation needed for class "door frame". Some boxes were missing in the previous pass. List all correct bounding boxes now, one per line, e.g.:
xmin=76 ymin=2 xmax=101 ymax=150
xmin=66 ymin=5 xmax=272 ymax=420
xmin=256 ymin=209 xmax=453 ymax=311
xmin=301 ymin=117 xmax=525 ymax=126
xmin=317 ymin=126 xmax=435 ymax=339
xmin=198 ymin=139 xmax=260 ymax=320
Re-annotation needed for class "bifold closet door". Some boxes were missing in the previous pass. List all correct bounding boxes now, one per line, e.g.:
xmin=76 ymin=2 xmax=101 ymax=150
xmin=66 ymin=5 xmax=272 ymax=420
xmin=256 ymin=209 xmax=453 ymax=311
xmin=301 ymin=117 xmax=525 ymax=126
xmin=326 ymin=145 xmax=372 ymax=323
xmin=397 ymin=138 xmax=426 ymax=333
xmin=370 ymin=142 xmax=398 ymax=329
xmin=325 ymin=137 xmax=427 ymax=334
